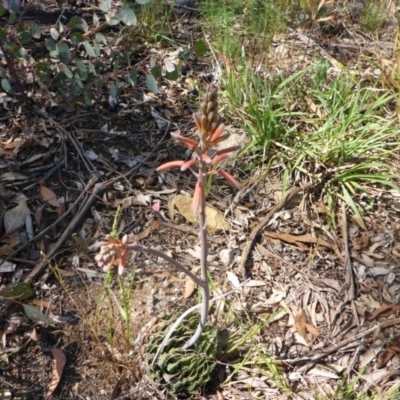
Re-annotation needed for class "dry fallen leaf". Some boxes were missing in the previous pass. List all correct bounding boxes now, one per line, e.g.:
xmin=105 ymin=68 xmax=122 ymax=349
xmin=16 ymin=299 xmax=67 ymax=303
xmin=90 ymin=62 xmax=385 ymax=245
xmin=174 ymin=194 xmax=230 ymax=233
xmin=376 ymin=336 xmax=400 ymax=369
xmin=46 ymin=348 xmax=66 ymax=398
xmin=40 ymin=185 xmax=61 ymax=208
xmin=4 ymin=201 xmax=30 ymax=235
xmin=184 ymin=267 xmax=200 ymax=299
xmin=305 ymin=323 xmax=320 ymax=337
xmin=367 ymin=304 xmax=400 ymax=321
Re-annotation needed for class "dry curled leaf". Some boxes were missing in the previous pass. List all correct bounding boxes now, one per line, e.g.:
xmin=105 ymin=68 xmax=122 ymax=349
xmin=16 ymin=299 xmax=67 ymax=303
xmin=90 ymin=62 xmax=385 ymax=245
xmin=367 ymin=304 xmax=400 ymax=321
xmin=46 ymin=348 xmax=66 ymax=398
xmin=40 ymin=185 xmax=61 ymax=208
xmin=184 ymin=266 xmax=200 ymax=298
xmin=376 ymin=336 xmax=400 ymax=369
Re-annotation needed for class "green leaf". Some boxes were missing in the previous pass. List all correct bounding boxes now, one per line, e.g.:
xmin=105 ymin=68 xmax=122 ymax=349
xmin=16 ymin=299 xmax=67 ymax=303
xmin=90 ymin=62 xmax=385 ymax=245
xmin=120 ymin=6 xmax=137 ymax=26
xmin=58 ymin=42 xmax=71 ymax=63
xmin=50 ymin=27 xmax=59 ymax=41
xmin=23 ymin=304 xmax=52 ymax=324
xmin=1 ymin=78 xmax=11 ymax=93
xmin=83 ymin=41 xmax=96 ymax=57
xmin=193 ymin=40 xmax=207 ymax=56
xmin=0 ymin=3 xmax=6 ymax=17
xmin=99 ymin=0 xmax=111 ymax=12
xmin=83 ymin=87 xmax=93 ymax=105
xmin=45 ymin=38 xmax=57 ymax=52
xmin=8 ymin=12 xmax=16 ymax=24
xmin=28 ymin=21 xmax=41 ymax=39
xmin=35 ymin=61 xmax=52 ymax=82
xmin=62 ymin=63 xmax=73 ymax=79
xmin=165 ymin=61 xmax=179 ymax=81
xmin=0 ymin=27 xmax=6 ymax=40
xmin=18 ymin=31 xmax=32 ymax=45
xmin=75 ymin=58 xmax=88 ymax=80
xmin=105 ymin=10 xmax=121 ymax=25
xmin=19 ymin=46 xmax=29 ymax=61
xmin=135 ymin=0 xmax=152 ymax=3
xmin=93 ymin=12 xmax=99 ymax=25
xmin=179 ymin=49 xmax=193 ymax=61
xmin=88 ymin=60 xmax=97 ymax=75
xmin=93 ymin=41 xmax=100 ymax=57
xmin=146 ymin=74 xmax=158 ymax=94
xmin=0 ymin=282 xmax=34 ymax=301
xmin=70 ymin=32 xmax=84 ymax=46
xmin=5 ymin=0 xmax=20 ymax=13
xmin=69 ymin=16 xmax=89 ymax=32
xmin=151 ymin=65 xmax=162 ymax=79
xmin=74 ymin=74 xmax=84 ymax=88
xmin=129 ymin=67 xmax=137 ymax=87
xmin=95 ymin=33 xmax=107 ymax=45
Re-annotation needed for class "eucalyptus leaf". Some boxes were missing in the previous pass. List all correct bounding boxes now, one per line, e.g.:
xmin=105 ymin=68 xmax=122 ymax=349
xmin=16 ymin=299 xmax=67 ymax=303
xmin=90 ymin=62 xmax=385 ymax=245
xmin=45 ymin=38 xmax=57 ymax=52
xmin=50 ymin=27 xmax=59 ymax=41
xmin=1 ymin=78 xmax=11 ymax=93
xmin=0 ymin=3 xmax=6 ymax=17
xmin=0 ymin=282 xmax=34 ymax=301
xmin=58 ymin=42 xmax=72 ymax=63
xmin=83 ymin=41 xmax=96 ymax=57
xmin=28 ymin=21 xmax=41 ymax=39
xmin=23 ymin=304 xmax=52 ymax=324
xmin=93 ymin=41 xmax=100 ymax=57
xmin=146 ymin=74 xmax=158 ymax=94
xmin=5 ymin=0 xmax=20 ymax=13
xmin=69 ymin=16 xmax=89 ymax=32
xmin=93 ymin=12 xmax=99 ymax=25
xmin=83 ymin=88 xmax=93 ymax=105
xmin=0 ymin=27 xmax=6 ymax=40
xmin=165 ymin=61 xmax=179 ymax=81
xmin=120 ymin=6 xmax=137 ymax=26
xmin=75 ymin=58 xmax=88 ymax=80
xmin=136 ymin=0 xmax=152 ymax=3
xmin=62 ymin=63 xmax=73 ymax=79
xmin=179 ymin=49 xmax=193 ymax=61
xmin=151 ymin=65 xmax=162 ymax=79
xmin=19 ymin=46 xmax=30 ymax=61
xmin=95 ymin=33 xmax=107 ymax=45
xmin=105 ymin=10 xmax=121 ymax=25
xmin=99 ymin=0 xmax=111 ymax=12
xmin=18 ymin=31 xmax=32 ymax=45
xmin=70 ymin=32 xmax=84 ymax=46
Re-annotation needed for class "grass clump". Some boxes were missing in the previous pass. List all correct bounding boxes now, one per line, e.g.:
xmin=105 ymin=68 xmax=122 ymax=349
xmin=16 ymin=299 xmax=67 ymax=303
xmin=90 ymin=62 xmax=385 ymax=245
xmin=218 ymin=60 xmax=400 ymax=224
xmin=199 ymin=0 xmax=287 ymax=66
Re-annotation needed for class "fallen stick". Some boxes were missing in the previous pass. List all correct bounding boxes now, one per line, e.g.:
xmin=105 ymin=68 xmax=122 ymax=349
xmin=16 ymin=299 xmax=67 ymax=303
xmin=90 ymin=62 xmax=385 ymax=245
xmin=238 ymin=182 xmax=313 ymax=277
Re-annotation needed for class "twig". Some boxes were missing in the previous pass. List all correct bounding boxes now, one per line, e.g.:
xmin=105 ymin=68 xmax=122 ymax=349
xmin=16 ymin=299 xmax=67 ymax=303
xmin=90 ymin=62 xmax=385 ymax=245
xmin=6 ymin=174 xmax=98 ymax=262
xmin=23 ymin=127 xmax=170 ymax=283
xmin=238 ymin=182 xmax=313 ymax=277
xmin=339 ymin=202 xmax=356 ymax=300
